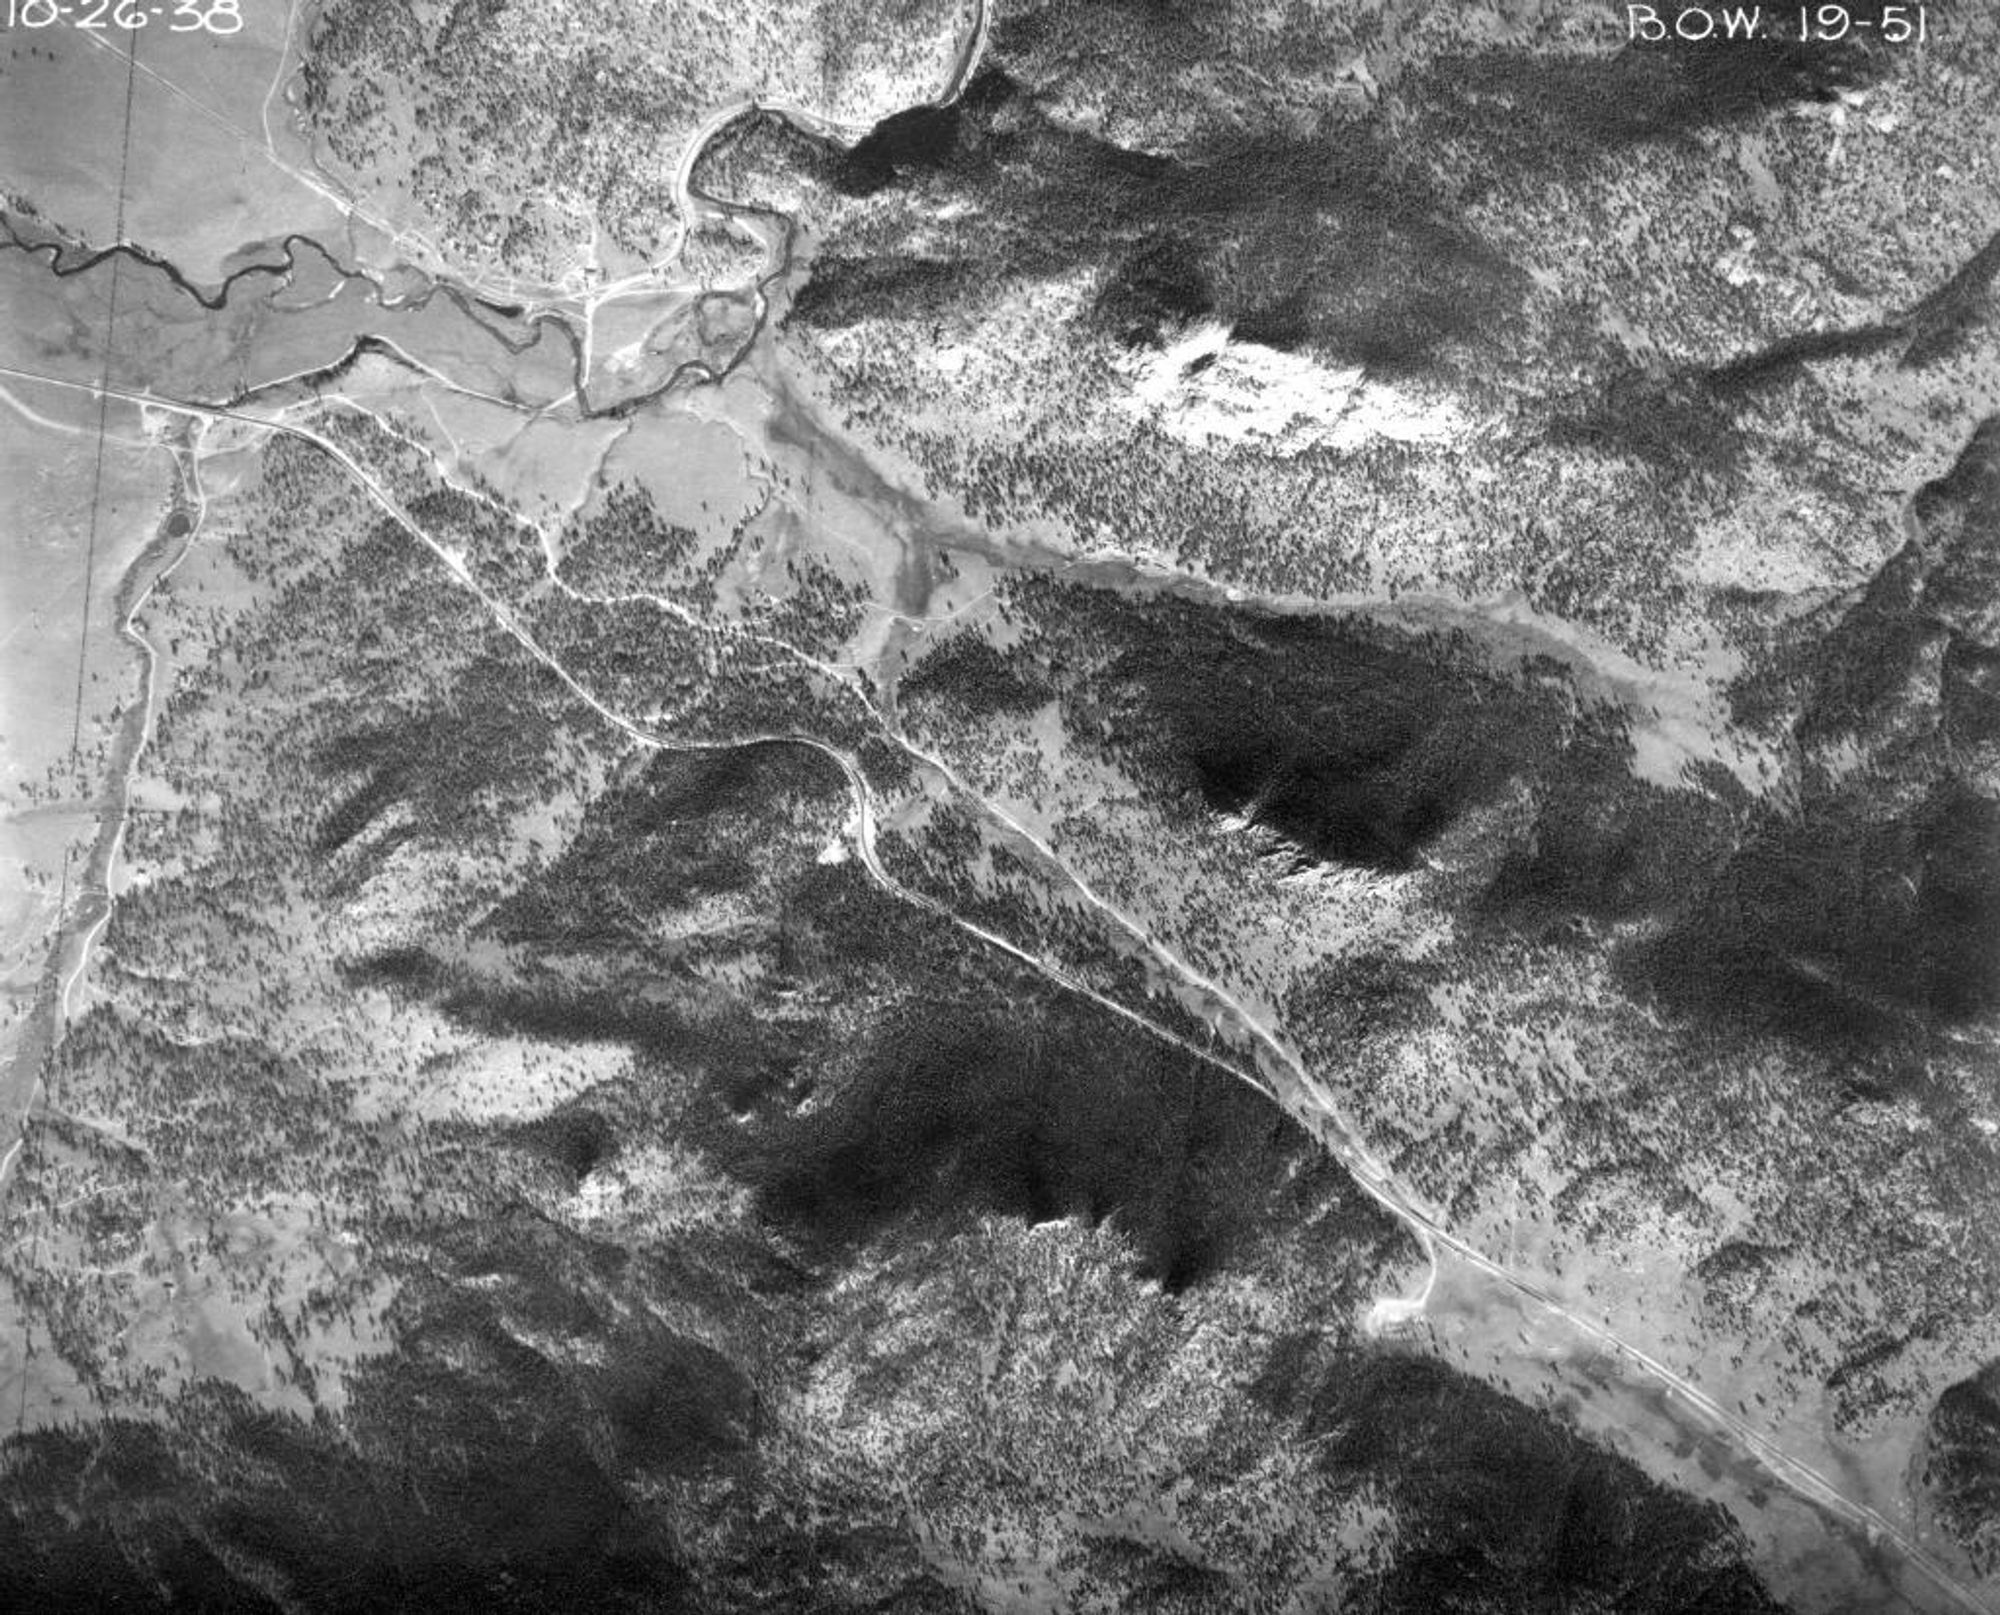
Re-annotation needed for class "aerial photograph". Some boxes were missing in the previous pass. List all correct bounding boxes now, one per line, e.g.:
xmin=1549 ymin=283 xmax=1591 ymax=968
xmin=1 ymin=0 xmax=1997 ymax=1609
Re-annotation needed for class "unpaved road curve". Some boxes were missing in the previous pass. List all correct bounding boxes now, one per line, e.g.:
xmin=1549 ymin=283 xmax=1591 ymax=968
xmin=9 ymin=4 xmax=1982 ymax=1604
xmin=4 ymin=308 xmax=1993 ymax=1614
xmin=268 ymin=383 xmax=2000 ymax=1615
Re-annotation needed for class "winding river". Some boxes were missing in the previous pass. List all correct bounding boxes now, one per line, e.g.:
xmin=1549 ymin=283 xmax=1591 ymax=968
xmin=0 ymin=0 xmax=1992 ymax=1606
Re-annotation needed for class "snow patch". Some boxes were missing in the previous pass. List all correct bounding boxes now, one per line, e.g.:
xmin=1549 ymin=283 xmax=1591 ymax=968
xmin=1117 ymin=321 xmax=1468 ymax=456
xmin=1363 ymin=1293 xmax=1427 ymax=1337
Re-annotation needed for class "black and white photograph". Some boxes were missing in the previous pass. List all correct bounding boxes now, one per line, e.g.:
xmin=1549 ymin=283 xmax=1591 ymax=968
xmin=2 ymin=1 xmax=1998 ymax=1609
